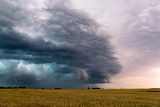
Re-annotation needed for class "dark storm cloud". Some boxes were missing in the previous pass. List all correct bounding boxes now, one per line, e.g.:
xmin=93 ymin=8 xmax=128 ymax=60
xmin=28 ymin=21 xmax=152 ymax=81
xmin=0 ymin=0 xmax=121 ymax=87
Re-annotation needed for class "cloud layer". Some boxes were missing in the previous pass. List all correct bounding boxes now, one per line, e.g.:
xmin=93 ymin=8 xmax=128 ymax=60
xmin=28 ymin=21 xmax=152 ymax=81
xmin=71 ymin=0 xmax=160 ymax=88
xmin=0 ymin=0 xmax=121 ymax=88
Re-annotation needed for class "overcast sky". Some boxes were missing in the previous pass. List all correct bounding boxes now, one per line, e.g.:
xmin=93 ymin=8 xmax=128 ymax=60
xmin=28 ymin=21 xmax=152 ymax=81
xmin=0 ymin=0 xmax=159 ymax=88
xmin=72 ymin=0 xmax=160 ymax=88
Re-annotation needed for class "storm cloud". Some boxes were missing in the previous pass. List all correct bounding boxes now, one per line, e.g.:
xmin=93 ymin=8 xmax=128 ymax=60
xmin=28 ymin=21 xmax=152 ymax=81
xmin=0 ymin=0 xmax=121 ymax=88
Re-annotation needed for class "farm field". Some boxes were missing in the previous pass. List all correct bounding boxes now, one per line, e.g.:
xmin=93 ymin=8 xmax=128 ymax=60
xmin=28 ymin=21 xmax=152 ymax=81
xmin=0 ymin=88 xmax=160 ymax=107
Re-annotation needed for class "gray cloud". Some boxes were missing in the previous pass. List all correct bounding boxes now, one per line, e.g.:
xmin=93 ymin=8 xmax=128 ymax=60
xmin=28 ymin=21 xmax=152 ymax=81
xmin=61 ymin=0 xmax=160 ymax=88
xmin=117 ymin=0 xmax=160 ymax=70
xmin=0 ymin=0 xmax=121 ymax=88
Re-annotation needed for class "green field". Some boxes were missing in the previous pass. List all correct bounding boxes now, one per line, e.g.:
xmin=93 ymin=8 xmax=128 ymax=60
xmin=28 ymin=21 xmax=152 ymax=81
xmin=0 ymin=89 xmax=160 ymax=107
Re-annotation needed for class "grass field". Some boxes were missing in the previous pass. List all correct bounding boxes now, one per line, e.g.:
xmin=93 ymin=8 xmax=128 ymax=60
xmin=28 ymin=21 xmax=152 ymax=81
xmin=0 ymin=88 xmax=160 ymax=107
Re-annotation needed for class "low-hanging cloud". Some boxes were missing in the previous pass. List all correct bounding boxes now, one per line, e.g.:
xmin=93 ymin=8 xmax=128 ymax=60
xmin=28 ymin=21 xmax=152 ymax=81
xmin=0 ymin=0 xmax=121 ymax=88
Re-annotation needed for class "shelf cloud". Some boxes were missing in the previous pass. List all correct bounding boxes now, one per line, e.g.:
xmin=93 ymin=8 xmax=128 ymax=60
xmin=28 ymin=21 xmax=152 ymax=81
xmin=0 ymin=0 xmax=121 ymax=88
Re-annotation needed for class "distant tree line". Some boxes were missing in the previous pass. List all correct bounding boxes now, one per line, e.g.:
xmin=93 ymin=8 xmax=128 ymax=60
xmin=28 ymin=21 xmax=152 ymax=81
xmin=0 ymin=86 xmax=26 ymax=89
xmin=87 ymin=87 xmax=104 ymax=89
xmin=55 ymin=88 xmax=61 ymax=89
xmin=0 ymin=86 xmax=104 ymax=89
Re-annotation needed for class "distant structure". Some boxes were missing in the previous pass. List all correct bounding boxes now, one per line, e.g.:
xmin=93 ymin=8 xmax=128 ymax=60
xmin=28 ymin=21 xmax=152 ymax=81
xmin=55 ymin=88 xmax=61 ymax=89
xmin=92 ymin=87 xmax=101 ymax=89
xmin=19 ymin=86 xmax=26 ymax=88
xmin=87 ymin=87 xmax=104 ymax=89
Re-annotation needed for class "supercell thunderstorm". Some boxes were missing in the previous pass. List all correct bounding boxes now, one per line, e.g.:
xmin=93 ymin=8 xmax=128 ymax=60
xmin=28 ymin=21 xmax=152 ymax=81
xmin=0 ymin=0 xmax=121 ymax=88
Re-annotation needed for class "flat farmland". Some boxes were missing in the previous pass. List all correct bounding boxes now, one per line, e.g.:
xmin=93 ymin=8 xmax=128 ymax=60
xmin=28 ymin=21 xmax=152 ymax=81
xmin=0 ymin=89 xmax=160 ymax=107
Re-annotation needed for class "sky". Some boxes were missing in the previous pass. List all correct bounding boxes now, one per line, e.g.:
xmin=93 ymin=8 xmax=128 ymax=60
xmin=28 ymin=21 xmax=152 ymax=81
xmin=72 ymin=0 xmax=160 ymax=88
xmin=0 ymin=0 xmax=159 ymax=88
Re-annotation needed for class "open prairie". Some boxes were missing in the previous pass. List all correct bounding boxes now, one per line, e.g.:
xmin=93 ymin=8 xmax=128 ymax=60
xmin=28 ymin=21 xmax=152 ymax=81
xmin=0 ymin=89 xmax=160 ymax=107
